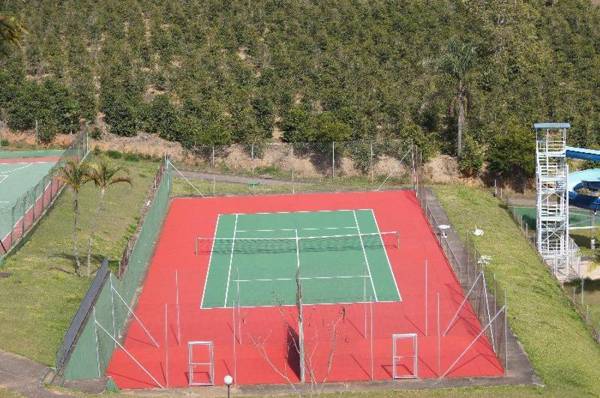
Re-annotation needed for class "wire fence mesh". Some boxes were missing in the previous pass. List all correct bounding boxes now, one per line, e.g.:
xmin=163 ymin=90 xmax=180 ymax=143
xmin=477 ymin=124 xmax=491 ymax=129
xmin=172 ymin=139 xmax=417 ymax=197
xmin=416 ymin=183 xmax=508 ymax=371
xmin=0 ymin=132 xmax=88 ymax=260
xmin=56 ymin=143 xmax=518 ymax=385
xmin=57 ymin=156 xmax=171 ymax=380
xmin=501 ymin=195 xmax=600 ymax=343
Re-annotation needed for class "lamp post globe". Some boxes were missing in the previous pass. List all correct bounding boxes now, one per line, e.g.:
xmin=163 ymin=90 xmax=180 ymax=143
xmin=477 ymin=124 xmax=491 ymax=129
xmin=224 ymin=375 xmax=233 ymax=398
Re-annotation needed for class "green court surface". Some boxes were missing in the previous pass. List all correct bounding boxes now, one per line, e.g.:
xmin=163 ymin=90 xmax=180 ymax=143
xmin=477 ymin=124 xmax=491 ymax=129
xmin=513 ymin=206 xmax=600 ymax=230
xmin=200 ymin=209 xmax=401 ymax=308
xmin=0 ymin=149 xmax=64 ymax=159
xmin=0 ymin=161 xmax=57 ymax=239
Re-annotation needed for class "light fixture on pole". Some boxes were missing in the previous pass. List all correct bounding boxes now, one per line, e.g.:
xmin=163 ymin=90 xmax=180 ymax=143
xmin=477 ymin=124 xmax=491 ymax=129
xmin=224 ymin=374 xmax=233 ymax=398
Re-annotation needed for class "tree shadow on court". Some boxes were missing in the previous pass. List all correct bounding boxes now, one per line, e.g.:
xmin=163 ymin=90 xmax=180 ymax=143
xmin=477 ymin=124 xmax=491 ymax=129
xmin=286 ymin=325 xmax=301 ymax=380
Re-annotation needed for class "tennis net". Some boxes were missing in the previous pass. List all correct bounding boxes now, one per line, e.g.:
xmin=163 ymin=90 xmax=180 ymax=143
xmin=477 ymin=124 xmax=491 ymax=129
xmin=195 ymin=231 xmax=400 ymax=255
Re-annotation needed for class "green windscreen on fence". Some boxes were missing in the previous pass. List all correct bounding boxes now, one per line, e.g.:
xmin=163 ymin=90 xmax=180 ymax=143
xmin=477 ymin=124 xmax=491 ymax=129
xmin=61 ymin=159 xmax=171 ymax=380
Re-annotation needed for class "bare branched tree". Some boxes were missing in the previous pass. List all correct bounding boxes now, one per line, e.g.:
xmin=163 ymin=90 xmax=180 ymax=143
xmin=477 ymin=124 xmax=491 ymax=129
xmin=247 ymin=268 xmax=346 ymax=397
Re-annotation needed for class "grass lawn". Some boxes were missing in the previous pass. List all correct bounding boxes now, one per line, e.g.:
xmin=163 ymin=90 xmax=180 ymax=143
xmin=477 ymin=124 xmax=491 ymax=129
xmin=0 ymin=155 xmax=159 ymax=366
xmin=433 ymin=185 xmax=600 ymax=397
xmin=0 ymin=389 xmax=24 ymax=398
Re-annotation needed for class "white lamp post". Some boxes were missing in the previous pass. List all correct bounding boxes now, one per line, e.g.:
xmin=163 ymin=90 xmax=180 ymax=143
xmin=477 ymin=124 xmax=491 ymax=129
xmin=224 ymin=374 xmax=233 ymax=398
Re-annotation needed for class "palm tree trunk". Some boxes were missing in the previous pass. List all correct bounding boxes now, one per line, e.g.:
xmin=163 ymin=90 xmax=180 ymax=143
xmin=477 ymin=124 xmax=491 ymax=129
xmin=457 ymin=81 xmax=466 ymax=157
xmin=86 ymin=189 xmax=105 ymax=276
xmin=73 ymin=194 xmax=82 ymax=275
xmin=457 ymin=97 xmax=465 ymax=156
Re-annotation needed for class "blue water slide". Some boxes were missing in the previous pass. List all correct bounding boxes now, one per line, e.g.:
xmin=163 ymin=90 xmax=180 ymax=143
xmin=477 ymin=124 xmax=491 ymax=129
xmin=565 ymin=147 xmax=600 ymax=211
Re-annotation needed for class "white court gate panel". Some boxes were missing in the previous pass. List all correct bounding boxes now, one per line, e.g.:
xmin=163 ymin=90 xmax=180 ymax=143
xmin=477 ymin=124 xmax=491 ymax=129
xmin=392 ymin=333 xmax=418 ymax=379
xmin=188 ymin=341 xmax=215 ymax=386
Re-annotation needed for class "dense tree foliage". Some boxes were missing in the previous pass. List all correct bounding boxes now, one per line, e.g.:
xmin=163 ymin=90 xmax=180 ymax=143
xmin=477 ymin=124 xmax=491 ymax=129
xmin=0 ymin=1 xmax=599 ymax=179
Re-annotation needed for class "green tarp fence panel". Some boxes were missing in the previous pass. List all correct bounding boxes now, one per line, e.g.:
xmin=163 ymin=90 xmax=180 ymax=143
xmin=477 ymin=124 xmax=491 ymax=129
xmin=59 ymin=158 xmax=171 ymax=380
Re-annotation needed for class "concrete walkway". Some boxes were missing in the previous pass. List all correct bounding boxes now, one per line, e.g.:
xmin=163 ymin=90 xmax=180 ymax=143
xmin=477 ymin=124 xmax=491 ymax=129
xmin=178 ymin=170 xmax=305 ymax=186
xmin=0 ymin=350 xmax=66 ymax=398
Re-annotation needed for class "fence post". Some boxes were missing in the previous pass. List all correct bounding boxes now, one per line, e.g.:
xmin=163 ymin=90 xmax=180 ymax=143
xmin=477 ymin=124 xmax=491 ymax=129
xmin=369 ymin=142 xmax=374 ymax=183
xmin=21 ymin=198 xmax=25 ymax=236
xmin=9 ymin=204 xmax=15 ymax=251
xmin=290 ymin=145 xmax=295 ymax=194
xmin=211 ymin=146 xmax=215 ymax=169
xmin=332 ymin=141 xmax=336 ymax=178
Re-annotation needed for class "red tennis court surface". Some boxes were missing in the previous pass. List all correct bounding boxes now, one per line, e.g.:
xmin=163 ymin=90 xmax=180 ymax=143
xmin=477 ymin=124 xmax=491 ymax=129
xmin=107 ymin=190 xmax=503 ymax=389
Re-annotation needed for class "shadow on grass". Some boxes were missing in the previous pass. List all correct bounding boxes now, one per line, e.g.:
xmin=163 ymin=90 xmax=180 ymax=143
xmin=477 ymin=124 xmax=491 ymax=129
xmin=51 ymin=252 xmax=110 ymax=276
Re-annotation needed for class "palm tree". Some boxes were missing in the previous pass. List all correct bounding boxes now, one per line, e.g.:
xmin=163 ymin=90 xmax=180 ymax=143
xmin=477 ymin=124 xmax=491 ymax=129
xmin=86 ymin=159 xmax=132 ymax=276
xmin=440 ymin=39 xmax=477 ymax=156
xmin=56 ymin=160 xmax=91 ymax=275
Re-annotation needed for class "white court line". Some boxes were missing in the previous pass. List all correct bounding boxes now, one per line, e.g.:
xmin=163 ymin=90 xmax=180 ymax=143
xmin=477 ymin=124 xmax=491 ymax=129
xmin=200 ymin=214 xmax=222 ymax=309
xmin=0 ymin=163 xmax=33 ymax=175
xmin=223 ymin=214 xmax=239 ymax=307
xmin=295 ymin=229 xmax=301 ymax=274
xmin=233 ymin=274 xmax=369 ymax=283
xmin=203 ymin=299 xmax=399 ymax=310
xmin=235 ymin=226 xmax=357 ymax=233
xmin=229 ymin=209 xmax=358 ymax=216
xmin=0 ymin=175 xmax=7 ymax=184
xmin=353 ymin=210 xmax=378 ymax=301
xmin=369 ymin=209 xmax=402 ymax=301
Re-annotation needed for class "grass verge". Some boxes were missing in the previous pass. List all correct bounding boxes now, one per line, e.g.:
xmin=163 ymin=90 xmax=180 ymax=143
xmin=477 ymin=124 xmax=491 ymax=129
xmin=0 ymin=156 xmax=159 ymax=366
xmin=433 ymin=185 xmax=600 ymax=397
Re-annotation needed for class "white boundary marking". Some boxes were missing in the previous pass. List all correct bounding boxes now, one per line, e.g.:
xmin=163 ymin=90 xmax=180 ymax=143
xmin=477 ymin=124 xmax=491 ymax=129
xmin=0 ymin=163 xmax=33 ymax=174
xmin=233 ymin=274 xmax=369 ymax=283
xmin=200 ymin=214 xmax=222 ymax=309
xmin=223 ymin=214 xmax=239 ymax=306
xmin=0 ymin=175 xmax=7 ymax=184
xmin=294 ymin=228 xmax=301 ymax=273
xmin=235 ymin=209 xmax=358 ymax=216
xmin=369 ymin=209 xmax=402 ymax=300
xmin=235 ymin=226 xmax=357 ymax=233
xmin=204 ymin=299 xmax=399 ymax=310
xmin=200 ymin=209 xmax=404 ymax=309
xmin=352 ymin=210 xmax=378 ymax=302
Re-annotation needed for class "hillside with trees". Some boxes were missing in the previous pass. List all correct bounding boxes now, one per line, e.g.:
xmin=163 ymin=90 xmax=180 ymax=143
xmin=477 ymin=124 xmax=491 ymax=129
xmin=1 ymin=0 xmax=599 ymax=181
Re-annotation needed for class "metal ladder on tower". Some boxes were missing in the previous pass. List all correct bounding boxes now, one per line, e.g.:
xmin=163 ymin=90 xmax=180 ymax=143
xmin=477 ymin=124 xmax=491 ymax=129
xmin=535 ymin=123 xmax=571 ymax=279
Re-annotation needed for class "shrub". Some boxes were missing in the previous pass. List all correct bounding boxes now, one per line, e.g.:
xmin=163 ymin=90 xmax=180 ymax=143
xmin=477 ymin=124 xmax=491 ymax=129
xmin=487 ymin=122 xmax=535 ymax=180
xmin=147 ymin=95 xmax=180 ymax=140
xmin=6 ymin=79 xmax=81 ymax=138
xmin=89 ymin=127 xmax=102 ymax=140
xmin=101 ymin=92 xmax=141 ymax=137
xmin=124 ymin=152 xmax=140 ymax=162
xmin=106 ymin=150 xmax=122 ymax=159
xmin=458 ymin=135 xmax=484 ymax=177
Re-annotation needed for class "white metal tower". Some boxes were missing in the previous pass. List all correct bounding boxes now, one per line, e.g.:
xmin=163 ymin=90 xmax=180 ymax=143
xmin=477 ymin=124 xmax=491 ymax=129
xmin=534 ymin=123 xmax=571 ymax=279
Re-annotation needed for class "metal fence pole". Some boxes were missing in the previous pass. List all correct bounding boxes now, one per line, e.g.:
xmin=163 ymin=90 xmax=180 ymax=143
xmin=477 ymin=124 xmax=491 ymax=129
xmin=332 ymin=142 xmax=336 ymax=178
xmin=211 ymin=146 xmax=215 ymax=169
xmin=369 ymin=142 xmax=374 ymax=183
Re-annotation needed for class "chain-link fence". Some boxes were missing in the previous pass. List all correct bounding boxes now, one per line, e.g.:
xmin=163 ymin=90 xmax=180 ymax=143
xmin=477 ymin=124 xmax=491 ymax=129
xmin=171 ymin=139 xmax=418 ymax=197
xmin=502 ymin=196 xmax=600 ymax=343
xmin=0 ymin=132 xmax=88 ymax=261
xmin=417 ymin=184 xmax=508 ymax=371
xmin=57 ymin=156 xmax=171 ymax=381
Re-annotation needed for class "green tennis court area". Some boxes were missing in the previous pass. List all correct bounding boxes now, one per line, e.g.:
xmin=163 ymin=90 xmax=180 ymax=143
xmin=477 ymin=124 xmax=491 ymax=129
xmin=0 ymin=157 xmax=59 ymax=239
xmin=199 ymin=209 xmax=402 ymax=308
xmin=512 ymin=206 xmax=600 ymax=230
